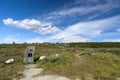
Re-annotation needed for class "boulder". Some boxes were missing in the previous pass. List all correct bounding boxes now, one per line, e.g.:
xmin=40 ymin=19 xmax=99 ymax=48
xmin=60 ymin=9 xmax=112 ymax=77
xmin=39 ymin=56 xmax=46 ymax=60
xmin=55 ymin=54 xmax=59 ymax=57
xmin=5 ymin=59 xmax=15 ymax=64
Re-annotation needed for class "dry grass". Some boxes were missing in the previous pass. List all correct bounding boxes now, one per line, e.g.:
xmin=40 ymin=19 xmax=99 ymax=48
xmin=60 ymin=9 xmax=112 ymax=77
xmin=36 ymin=49 xmax=120 ymax=80
xmin=0 ymin=43 xmax=120 ymax=80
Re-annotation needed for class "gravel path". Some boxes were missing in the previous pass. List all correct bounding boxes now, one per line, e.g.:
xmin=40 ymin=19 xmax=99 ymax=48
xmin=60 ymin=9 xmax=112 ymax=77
xmin=20 ymin=64 xmax=70 ymax=80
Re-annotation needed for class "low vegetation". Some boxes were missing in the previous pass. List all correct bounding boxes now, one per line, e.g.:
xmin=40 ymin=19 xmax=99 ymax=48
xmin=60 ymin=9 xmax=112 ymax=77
xmin=0 ymin=42 xmax=120 ymax=80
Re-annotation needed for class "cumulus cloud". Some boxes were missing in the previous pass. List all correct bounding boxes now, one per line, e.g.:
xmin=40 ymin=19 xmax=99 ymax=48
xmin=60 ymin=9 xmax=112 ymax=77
xmin=3 ymin=18 xmax=61 ymax=35
xmin=2 ymin=0 xmax=120 ymax=43
xmin=2 ymin=15 xmax=120 ymax=43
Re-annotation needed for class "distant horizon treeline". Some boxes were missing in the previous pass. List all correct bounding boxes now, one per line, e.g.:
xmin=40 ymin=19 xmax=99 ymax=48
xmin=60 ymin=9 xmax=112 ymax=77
xmin=67 ymin=42 xmax=120 ymax=48
xmin=0 ymin=42 xmax=120 ymax=48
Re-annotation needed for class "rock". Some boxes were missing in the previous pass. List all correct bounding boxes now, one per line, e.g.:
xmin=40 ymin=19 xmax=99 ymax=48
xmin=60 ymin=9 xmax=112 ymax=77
xmin=5 ymin=59 xmax=15 ymax=64
xmin=117 ymin=78 xmax=120 ymax=80
xmin=55 ymin=54 xmax=59 ymax=57
xmin=39 ymin=56 xmax=46 ymax=60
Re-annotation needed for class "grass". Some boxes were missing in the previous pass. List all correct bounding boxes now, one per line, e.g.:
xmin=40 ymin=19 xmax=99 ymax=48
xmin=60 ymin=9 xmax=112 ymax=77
xmin=84 ymin=53 xmax=120 ymax=80
xmin=0 ymin=44 xmax=26 ymax=80
xmin=36 ymin=52 xmax=75 ymax=73
xmin=0 ymin=42 xmax=120 ymax=80
xmin=0 ymin=63 xmax=24 ymax=80
xmin=36 ymin=49 xmax=120 ymax=80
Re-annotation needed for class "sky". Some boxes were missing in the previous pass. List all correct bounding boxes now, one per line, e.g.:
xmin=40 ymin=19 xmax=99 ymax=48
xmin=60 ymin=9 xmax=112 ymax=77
xmin=0 ymin=0 xmax=120 ymax=43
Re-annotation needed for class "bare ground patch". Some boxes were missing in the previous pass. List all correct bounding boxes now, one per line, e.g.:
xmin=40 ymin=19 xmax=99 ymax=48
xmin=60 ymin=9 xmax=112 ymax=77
xmin=20 ymin=64 xmax=70 ymax=80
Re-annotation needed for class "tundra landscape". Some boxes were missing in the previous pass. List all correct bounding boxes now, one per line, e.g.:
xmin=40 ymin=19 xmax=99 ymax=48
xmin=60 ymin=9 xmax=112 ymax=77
xmin=0 ymin=0 xmax=120 ymax=80
xmin=0 ymin=42 xmax=120 ymax=80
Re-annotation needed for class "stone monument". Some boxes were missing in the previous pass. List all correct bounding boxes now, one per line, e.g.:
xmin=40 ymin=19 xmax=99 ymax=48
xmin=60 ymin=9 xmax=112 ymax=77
xmin=24 ymin=46 xmax=35 ymax=63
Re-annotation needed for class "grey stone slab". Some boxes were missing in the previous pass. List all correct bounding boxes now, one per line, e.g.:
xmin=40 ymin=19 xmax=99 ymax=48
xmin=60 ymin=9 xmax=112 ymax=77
xmin=24 ymin=46 xmax=35 ymax=63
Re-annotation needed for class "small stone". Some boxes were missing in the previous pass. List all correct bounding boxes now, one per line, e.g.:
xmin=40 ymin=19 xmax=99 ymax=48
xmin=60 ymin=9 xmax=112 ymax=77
xmin=55 ymin=54 xmax=59 ymax=57
xmin=5 ymin=59 xmax=15 ymax=64
xmin=39 ymin=56 xmax=46 ymax=60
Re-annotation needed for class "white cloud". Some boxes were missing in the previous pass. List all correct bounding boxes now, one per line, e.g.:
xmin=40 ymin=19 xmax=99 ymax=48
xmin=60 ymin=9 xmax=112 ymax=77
xmin=3 ymin=18 xmax=61 ymax=35
xmin=4 ymin=37 xmax=20 ymax=43
xmin=3 ymin=37 xmax=45 ymax=43
xmin=51 ymin=15 xmax=120 ymax=42
xmin=4 ymin=15 xmax=120 ymax=43
xmin=117 ymin=29 xmax=120 ymax=32
xmin=46 ymin=0 xmax=120 ymax=20
xmin=25 ymin=37 xmax=44 ymax=43
xmin=16 ymin=33 xmax=21 ymax=36
xmin=104 ymin=39 xmax=120 ymax=42
xmin=53 ymin=36 xmax=89 ymax=43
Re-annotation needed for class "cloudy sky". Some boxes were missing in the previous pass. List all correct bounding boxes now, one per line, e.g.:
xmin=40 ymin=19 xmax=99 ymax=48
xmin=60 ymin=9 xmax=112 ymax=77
xmin=0 ymin=0 xmax=120 ymax=43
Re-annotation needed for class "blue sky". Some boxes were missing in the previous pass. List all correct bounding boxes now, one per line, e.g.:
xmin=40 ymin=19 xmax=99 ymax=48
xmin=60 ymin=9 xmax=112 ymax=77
xmin=0 ymin=0 xmax=120 ymax=43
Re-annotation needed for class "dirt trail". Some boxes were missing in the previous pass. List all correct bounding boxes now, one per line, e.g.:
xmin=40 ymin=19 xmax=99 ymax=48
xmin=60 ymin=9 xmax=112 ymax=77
xmin=20 ymin=64 xmax=70 ymax=80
